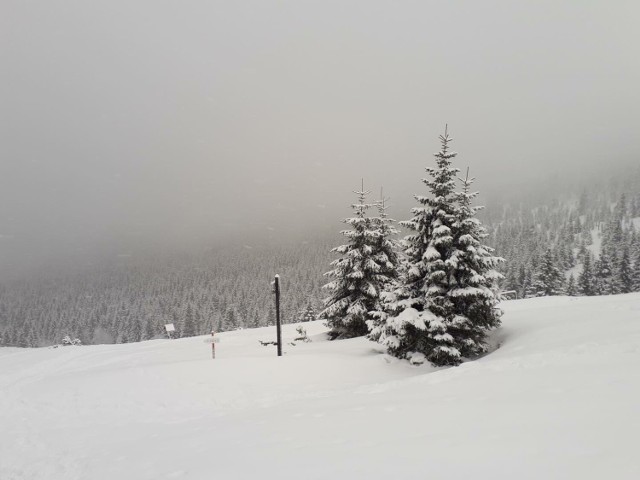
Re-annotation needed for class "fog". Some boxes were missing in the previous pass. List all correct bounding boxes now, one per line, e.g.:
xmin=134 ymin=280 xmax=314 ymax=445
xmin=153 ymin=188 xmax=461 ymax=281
xmin=2 ymin=0 xmax=639 ymax=277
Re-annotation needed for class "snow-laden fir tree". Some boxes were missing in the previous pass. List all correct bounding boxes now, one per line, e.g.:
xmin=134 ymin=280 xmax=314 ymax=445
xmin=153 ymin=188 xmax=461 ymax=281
xmin=445 ymin=170 xmax=504 ymax=358
xmin=143 ymin=319 xmax=156 ymax=340
xmin=594 ymin=246 xmax=615 ymax=295
xmin=366 ymin=193 xmax=402 ymax=342
xmin=320 ymin=184 xmax=389 ymax=339
xmin=566 ymin=274 xmax=576 ymax=296
xmin=370 ymin=193 xmax=401 ymax=289
xmin=299 ymin=301 xmax=318 ymax=323
xmin=373 ymin=129 xmax=461 ymax=365
xmin=127 ymin=317 xmax=142 ymax=343
xmin=182 ymin=303 xmax=196 ymax=337
xmin=533 ymin=249 xmax=565 ymax=296
xmin=616 ymin=247 xmax=633 ymax=294
xmin=374 ymin=128 xmax=502 ymax=366
xmin=578 ymin=252 xmax=596 ymax=296
xmin=633 ymin=247 xmax=640 ymax=292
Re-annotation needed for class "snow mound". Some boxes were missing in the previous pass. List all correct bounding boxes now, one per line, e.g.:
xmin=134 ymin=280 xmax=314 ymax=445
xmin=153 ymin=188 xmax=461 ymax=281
xmin=1 ymin=294 xmax=640 ymax=479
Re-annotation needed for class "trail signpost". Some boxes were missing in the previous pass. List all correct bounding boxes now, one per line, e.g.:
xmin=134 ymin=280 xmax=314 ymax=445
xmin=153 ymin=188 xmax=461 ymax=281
xmin=204 ymin=331 xmax=220 ymax=359
xmin=164 ymin=323 xmax=175 ymax=339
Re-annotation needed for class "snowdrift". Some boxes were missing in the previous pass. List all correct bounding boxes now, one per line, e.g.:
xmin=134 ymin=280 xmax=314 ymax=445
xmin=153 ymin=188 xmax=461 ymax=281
xmin=1 ymin=294 xmax=639 ymax=480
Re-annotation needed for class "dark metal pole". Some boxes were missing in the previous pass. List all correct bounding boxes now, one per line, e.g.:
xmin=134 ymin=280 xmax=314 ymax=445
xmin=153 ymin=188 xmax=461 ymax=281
xmin=274 ymin=274 xmax=282 ymax=357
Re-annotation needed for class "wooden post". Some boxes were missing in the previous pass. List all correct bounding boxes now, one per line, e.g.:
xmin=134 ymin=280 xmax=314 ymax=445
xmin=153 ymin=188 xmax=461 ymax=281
xmin=211 ymin=331 xmax=216 ymax=359
xmin=274 ymin=274 xmax=282 ymax=357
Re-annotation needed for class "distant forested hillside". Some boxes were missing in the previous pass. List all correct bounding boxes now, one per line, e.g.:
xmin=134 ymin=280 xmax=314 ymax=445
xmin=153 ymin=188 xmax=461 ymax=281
xmin=0 ymin=240 xmax=332 ymax=347
xmin=486 ymin=165 xmax=640 ymax=298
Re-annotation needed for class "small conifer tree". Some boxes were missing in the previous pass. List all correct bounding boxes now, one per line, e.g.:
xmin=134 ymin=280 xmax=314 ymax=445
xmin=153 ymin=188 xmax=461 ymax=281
xmin=300 ymin=302 xmax=317 ymax=322
xmin=633 ymin=248 xmax=640 ymax=292
xmin=367 ymin=193 xmax=401 ymax=342
xmin=533 ymin=249 xmax=565 ymax=296
xmin=594 ymin=247 xmax=615 ymax=295
xmin=616 ymin=247 xmax=633 ymax=294
xmin=182 ymin=304 xmax=196 ymax=337
xmin=320 ymin=184 xmax=385 ymax=339
xmin=578 ymin=253 xmax=596 ymax=296
xmin=566 ymin=274 xmax=577 ymax=296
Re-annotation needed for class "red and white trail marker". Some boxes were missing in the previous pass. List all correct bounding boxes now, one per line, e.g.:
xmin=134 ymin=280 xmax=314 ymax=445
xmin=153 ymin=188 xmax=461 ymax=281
xmin=204 ymin=331 xmax=220 ymax=359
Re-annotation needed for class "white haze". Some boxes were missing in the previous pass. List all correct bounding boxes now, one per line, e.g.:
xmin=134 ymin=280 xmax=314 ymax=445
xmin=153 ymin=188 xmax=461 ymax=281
xmin=1 ymin=0 xmax=639 ymax=276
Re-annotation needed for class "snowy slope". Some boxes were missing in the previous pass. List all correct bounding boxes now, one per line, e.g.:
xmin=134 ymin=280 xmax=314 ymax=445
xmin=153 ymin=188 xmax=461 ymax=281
xmin=1 ymin=294 xmax=640 ymax=480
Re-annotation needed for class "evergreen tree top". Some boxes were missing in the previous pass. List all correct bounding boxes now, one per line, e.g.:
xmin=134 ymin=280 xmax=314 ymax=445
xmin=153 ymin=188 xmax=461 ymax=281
xmin=416 ymin=127 xmax=461 ymax=208
xmin=457 ymin=168 xmax=485 ymax=219
xmin=350 ymin=180 xmax=372 ymax=218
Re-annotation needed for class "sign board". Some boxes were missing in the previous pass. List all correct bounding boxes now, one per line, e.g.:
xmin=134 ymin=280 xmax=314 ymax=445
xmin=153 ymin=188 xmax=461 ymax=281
xmin=164 ymin=323 xmax=176 ymax=333
xmin=204 ymin=337 xmax=220 ymax=344
xmin=500 ymin=290 xmax=518 ymax=300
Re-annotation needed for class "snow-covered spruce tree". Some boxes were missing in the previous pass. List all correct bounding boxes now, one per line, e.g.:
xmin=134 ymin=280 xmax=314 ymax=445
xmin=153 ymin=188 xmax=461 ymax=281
xmin=617 ymin=247 xmax=633 ymax=294
xmin=375 ymin=128 xmax=501 ymax=366
xmin=128 ymin=317 xmax=142 ymax=343
xmin=299 ymin=300 xmax=318 ymax=323
xmin=566 ymin=274 xmax=577 ymax=296
xmin=143 ymin=319 xmax=156 ymax=340
xmin=371 ymin=194 xmax=401 ymax=288
xmin=532 ymin=249 xmax=565 ymax=296
xmin=182 ymin=303 xmax=196 ymax=337
xmin=373 ymin=129 xmax=461 ymax=365
xmin=320 ymin=185 xmax=387 ymax=339
xmin=366 ymin=194 xmax=401 ymax=342
xmin=578 ymin=252 xmax=596 ymax=296
xmin=594 ymin=246 xmax=615 ymax=295
xmin=445 ymin=170 xmax=504 ymax=358
xmin=633 ymin=248 xmax=640 ymax=292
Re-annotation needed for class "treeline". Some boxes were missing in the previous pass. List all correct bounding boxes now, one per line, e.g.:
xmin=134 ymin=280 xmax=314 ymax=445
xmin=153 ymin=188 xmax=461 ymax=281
xmin=0 ymin=241 xmax=330 ymax=347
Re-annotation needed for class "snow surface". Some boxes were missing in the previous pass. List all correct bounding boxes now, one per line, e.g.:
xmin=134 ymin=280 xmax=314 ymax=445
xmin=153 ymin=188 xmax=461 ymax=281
xmin=2 ymin=294 xmax=640 ymax=479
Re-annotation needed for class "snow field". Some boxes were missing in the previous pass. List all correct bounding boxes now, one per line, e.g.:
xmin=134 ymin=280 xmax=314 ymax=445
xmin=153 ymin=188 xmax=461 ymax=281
xmin=1 ymin=294 xmax=640 ymax=479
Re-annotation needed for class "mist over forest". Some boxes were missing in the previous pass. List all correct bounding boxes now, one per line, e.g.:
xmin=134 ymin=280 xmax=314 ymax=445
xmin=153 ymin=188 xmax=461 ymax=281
xmin=3 ymin=1 xmax=639 ymax=279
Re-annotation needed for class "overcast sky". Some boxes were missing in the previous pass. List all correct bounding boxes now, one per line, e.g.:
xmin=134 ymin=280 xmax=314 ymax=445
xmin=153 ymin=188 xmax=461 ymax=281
xmin=1 ymin=0 xmax=639 ymax=274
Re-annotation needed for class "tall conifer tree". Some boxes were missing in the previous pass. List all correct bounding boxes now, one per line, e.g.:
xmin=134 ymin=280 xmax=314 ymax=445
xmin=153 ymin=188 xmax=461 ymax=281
xmin=380 ymin=128 xmax=461 ymax=365
xmin=578 ymin=253 xmax=596 ymax=296
xmin=182 ymin=304 xmax=196 ymax=337
xmin=566 ymin=274 xmax=577 ymax=296
xmin=595 ymin=246 xmax=615 ymax=295
xmin=533 ymin=249 xmax=565 ymax=296
xmin=633 ymin=247 xmax=640 ymax=292
xmin=374 ymin=128 xmax=501 ymax=366
xmin=617 ymin=247 xmax=633 ymax=293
